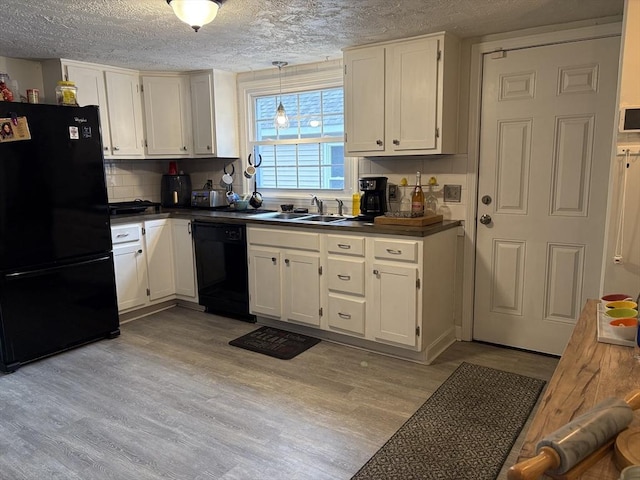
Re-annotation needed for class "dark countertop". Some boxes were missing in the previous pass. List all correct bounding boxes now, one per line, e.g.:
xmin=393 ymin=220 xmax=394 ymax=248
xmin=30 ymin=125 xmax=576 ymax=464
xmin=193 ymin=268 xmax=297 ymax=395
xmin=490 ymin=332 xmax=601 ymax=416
xmin=109 ymin=207 xmax=462 ymax=238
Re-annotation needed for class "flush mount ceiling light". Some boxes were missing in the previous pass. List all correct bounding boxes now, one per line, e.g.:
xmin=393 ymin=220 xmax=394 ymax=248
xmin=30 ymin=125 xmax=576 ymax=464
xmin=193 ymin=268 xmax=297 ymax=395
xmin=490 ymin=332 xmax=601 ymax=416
xmin=273 ymin=61 xmax=290 ymax=130
xmin=167 ymin=0 xmax=223 ymax=32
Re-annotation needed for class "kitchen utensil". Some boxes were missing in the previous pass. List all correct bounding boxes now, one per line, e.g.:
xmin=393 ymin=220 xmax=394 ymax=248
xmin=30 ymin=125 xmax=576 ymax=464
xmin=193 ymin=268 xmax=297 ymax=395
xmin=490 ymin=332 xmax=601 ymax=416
xmin=507 ymin=390 xmax=640 ymax=480
xmin=222 ymin=163 xmax=234 ymax=185
xmin=249 ymin=160 xmax=263 ymax=209
xmin=605 ymin=308 xmax=638 ymax=319
xmin=605 ymin=300 xmax=638 ymax=310
xmin=608 ymin=318 xmax=638 ymax=341
xmin=244 ymin=165 xmax=256 ymax=178
xmin=601 ymin=294 xmax=632 ymax=304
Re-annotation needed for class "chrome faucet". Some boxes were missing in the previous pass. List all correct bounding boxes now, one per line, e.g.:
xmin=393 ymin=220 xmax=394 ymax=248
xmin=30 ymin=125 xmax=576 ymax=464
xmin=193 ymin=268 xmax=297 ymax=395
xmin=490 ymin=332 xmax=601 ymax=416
xmin=335 ymin=198 xmax=344 ymax=216
xmin=310 ymin=195 xmax=323 ymax=214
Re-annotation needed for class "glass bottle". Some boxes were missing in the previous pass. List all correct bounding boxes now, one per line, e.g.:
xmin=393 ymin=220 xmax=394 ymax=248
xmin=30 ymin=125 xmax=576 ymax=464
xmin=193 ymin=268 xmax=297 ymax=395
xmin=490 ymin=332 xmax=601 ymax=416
xmin=425 ymin=176 xmax=438 ymax=216
xmin=411 ymin=172 xmax=424 ymax=216
xmin=55 ymin=81 xmax=78 ymax=106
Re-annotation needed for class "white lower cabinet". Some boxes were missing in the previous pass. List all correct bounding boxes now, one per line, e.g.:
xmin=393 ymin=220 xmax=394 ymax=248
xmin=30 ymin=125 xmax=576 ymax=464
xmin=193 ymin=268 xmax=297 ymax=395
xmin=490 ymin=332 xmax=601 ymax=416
xmin=112 ymin=224 xmax=147 ymax=311
xmin=111 ymin=218 xmax=198 ymax=313
xmin=247 ymin=227 xmax=321 ymax=326
xmin=144 ymin=219 xmax=176 ymax=301
xmin=370 ymin=262 xmax=419 ymax=347
xmin=172 ymin=218 xmax=197 ymax=300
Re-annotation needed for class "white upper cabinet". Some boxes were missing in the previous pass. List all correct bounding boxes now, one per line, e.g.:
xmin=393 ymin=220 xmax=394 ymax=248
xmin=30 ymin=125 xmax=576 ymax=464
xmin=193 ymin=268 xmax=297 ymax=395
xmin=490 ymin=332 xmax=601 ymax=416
xmin=104 ymin=70 xmax=145 ymax=157
xmin=141 ymin=74 xmax=192 ymax=156
xmin=344 ymin=32 xmax=460 ymax=156
xmin=189 ymin=70 xmax=239 ymax=158
xmin=41 ymin=59 xmax=144 ymax=158
xmin=63 ymin=62 xmax=112 ymax=156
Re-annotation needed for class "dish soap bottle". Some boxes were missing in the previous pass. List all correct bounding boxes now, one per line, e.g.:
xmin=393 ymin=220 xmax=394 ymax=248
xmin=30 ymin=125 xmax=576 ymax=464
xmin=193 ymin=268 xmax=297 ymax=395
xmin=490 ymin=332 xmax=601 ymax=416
xmin=425 ymin=176 xmax=438 ymax=216
xmin=411 ymin=172 xmax=425 ymax=216
xmin=352 ymin=192 xmax=361 ymax=216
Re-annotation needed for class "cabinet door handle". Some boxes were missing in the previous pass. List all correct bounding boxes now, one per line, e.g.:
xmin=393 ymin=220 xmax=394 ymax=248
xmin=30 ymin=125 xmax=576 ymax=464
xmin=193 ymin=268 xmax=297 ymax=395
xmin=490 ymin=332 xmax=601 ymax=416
xmin=271 ymin=257 xmax=277 ymax=263
xmin=285 ymin=258 xmax=290 ymax=265
xmin=187 ymin=222 xmax=191 ymax=234
xmin=376 ymin=139 xmax=383 ymax=146
xmin=207 ymin=145 xmax=211 ymax=150
xmin=182 ymin=146 xmax=188 ymax=151
xmin=338 ymin=312 xmax=352 ymax=319
xmin=337 ymin=274 xmax=351 ymax=281
xmin=137 ymin=249 xmax=142 ymax=254
xmin=386 ymin=248 xmax=402 ymax=255
xmin=113 ymin=146 xmax=120 ymax=151
xmin=373 ymin=269 xmax=379 ymax=275
xmin=337 ymin=243 xmax=351 ymax=249
xmin=104 ymin=146 xmax=109 ymax=151
xmin=393 ymin=139 xmax=400 ymax=145
xmin=116 ymin=233 xmax=129 ymax=238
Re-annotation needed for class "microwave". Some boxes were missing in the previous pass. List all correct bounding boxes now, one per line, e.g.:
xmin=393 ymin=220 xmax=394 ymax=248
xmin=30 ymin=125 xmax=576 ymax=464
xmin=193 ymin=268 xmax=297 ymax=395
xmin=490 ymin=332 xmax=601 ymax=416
xmin=619 ymin=106 xmax=640 ymax=133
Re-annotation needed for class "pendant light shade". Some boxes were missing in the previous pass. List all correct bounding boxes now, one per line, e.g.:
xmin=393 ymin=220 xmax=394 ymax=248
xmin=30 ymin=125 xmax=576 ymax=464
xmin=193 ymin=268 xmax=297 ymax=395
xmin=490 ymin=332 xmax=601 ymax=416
xmin=273 ymin=61 xmax=289 ymax=130
xmin=167 ymin=0 xmax=222 ymax=32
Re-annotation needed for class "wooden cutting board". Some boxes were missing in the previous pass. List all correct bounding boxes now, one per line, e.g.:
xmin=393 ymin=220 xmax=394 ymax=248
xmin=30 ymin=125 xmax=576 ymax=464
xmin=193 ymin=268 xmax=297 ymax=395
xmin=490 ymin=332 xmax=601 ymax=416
xmin=374 ymin=214 xmax=443 ymax=227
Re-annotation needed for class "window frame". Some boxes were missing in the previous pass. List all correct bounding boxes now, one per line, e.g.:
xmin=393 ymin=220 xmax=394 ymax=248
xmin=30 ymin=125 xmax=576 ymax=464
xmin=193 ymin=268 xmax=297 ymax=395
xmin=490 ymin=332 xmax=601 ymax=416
xmin=237 ymin=63 xmax=358 ymax=204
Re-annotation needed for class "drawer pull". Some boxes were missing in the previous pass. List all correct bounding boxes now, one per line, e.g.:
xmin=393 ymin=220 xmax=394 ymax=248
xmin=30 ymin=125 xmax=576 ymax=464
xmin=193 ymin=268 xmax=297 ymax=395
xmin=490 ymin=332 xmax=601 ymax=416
xmin=386 ymin=248 xmax=402 ymax=255
xmin=116 ymin=233 xmax=130 ymax=238
xmin=337 ymin=274 xmax=351 ymax=281
xmin=137 ymin=249 xmax=142 ymax=254
xmin=285 ymin=258 xmax=290 ymax=265
xmin=338 ymin=312 xmax=352 ymax=319
xmin=337 ymin=243 xmax=351 ymax=249
xmin=271 ymin=257 xmax=277 ymax=263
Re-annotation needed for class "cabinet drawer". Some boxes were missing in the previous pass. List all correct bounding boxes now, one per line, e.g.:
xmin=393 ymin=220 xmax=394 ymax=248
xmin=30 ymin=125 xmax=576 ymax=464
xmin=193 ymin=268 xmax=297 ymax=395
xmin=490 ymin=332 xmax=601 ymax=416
xmin=326 ymin=235 xmax=365 ymax=256
xmin=248 ymin=227 xmax=319 ymax=251
xmin=327 ymin=294 xmax=365 ymax=335
xmin=327 ymin=258 xmax=365 ymax=295
xmin=111 ymin=224 xmax=141 ymax=245
xmin=373 ymin=239 xmax=418 ymax=262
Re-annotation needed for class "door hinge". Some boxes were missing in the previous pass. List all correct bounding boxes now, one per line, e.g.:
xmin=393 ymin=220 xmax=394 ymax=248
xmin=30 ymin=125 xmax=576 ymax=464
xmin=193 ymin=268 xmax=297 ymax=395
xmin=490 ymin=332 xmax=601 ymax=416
xmin=344 ymin=65 xmax=347 ymax=75
xmin=416 ymin=325 xmax=420 ymax=336
xmin=344 ymin=132 xmax=347 ymax=143
xmin=416 ymin=278 xmax=420 ymax=289
xmin=435 ymin=127 xmax=440 ymax=138
xmin=142 ymin=227 xmax=146 ymax=235
xmin=144 ymin=139 xmax=148 ymax=147
xmin=319 ymin=265 xmax=323 ymax=275
xmin=146 ymin=288 xmax=150 ymax=296
xmin=437 ymin=50 xmax=442 ymax=61
xmin=139 ymin=84 xmax=144 ymax=93
xmin=319 ymin=307 xmax=323 ymax=317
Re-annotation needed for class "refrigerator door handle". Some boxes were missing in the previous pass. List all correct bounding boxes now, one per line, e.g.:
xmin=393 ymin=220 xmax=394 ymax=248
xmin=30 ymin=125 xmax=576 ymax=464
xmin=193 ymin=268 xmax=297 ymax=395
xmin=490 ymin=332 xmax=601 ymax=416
xmin=5 ymin=255 xmax=112 ymax=279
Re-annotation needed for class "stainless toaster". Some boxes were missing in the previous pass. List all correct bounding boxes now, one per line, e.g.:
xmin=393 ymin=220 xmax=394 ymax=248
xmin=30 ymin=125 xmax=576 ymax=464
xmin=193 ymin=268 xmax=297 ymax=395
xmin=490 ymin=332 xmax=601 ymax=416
xmin=191 ymin=189 xmax=228 ymax=208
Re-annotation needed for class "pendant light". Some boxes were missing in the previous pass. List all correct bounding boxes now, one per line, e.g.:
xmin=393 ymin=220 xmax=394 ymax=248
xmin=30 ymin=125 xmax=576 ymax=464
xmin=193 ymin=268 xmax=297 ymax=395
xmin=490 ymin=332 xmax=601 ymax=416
xmin=272 ymin=61 xmax=290 ymax=129
xmin=167 ymin=0 xmax=223 ymax=32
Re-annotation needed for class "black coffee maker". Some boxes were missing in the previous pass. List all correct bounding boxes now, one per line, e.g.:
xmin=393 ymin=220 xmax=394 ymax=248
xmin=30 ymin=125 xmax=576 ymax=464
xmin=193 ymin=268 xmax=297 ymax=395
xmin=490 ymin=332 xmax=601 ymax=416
xmin=358 ymin=176 xmax=388 ymax=219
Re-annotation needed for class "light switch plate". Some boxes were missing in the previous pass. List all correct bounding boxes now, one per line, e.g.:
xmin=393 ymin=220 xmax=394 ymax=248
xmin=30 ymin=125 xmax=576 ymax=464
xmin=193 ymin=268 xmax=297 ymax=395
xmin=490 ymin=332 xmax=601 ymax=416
xmin=443 ymin=184 xmax=462 ymax=202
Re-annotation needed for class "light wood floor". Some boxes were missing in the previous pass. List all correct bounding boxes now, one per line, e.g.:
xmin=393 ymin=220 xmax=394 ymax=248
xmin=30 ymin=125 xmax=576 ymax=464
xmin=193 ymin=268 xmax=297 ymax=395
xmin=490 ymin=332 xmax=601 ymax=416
xmin=0 ymin=307 xmax=558 ymax=479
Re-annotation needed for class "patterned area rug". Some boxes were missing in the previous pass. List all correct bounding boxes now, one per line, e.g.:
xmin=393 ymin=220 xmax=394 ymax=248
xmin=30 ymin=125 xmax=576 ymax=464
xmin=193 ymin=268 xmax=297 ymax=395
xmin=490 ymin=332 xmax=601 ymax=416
xmin=351 ymin=362 xmax=546 ymax=480
xmin=229 ymin=326 xmax=321 ymax=360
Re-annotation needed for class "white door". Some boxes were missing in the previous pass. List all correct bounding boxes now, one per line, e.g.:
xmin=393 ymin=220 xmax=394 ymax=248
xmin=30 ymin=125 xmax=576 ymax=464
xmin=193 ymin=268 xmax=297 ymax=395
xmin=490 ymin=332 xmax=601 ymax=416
xmin=113 ymin=244 xmax=147 ymax=311
xmin=474 ymin=37 xmax=619 ymax=355
xmin=172 ymin=219 xmax=197 ymax=299
xmin=104 ymin=70 xmax=144 ymax=157
xmin=190 ymin=72 xmax=215 ymax=156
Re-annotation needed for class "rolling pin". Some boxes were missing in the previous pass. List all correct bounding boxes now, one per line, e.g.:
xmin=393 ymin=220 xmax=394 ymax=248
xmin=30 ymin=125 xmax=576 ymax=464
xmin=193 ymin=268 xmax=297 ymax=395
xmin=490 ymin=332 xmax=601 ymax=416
xmin=508 ymin=390 xmax=640 ymax=480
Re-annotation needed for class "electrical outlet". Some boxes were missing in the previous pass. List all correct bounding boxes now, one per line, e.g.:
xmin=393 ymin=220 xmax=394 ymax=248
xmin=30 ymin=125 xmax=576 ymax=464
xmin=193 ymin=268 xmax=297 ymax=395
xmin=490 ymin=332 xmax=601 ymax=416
xmin=388 ymin=183 xmax=398 ymax=200
xmin=443 ymin=184 xmax=462 ymax=202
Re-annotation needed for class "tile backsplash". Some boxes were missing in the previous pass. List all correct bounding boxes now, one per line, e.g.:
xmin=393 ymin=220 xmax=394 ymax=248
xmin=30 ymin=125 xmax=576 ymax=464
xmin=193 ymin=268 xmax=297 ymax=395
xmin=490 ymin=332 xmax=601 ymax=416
xmin=103 ymin=154 xmax=469 ymax=222
xmin=104 ymin=158 xmax=242 ymax=203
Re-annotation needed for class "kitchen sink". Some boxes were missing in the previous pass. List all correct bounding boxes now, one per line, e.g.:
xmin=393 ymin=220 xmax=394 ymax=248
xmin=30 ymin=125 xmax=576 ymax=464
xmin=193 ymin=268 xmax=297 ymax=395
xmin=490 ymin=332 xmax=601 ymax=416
xmin=255 ymin=212 xmax=313 ymax=220
xmin=300 ymin=215 xmax=348 ymax=223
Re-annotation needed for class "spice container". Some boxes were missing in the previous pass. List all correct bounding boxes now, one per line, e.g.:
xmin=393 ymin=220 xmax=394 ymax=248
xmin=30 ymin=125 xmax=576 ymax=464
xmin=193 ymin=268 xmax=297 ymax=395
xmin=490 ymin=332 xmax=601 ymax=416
xmin=55 ymin=81 xmax=78 ymax=106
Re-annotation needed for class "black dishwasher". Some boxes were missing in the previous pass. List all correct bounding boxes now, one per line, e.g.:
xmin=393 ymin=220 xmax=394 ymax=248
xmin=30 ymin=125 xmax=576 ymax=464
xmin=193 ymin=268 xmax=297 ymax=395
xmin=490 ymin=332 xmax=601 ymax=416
xmin=192 ymin=221 xmax=255 ymax=323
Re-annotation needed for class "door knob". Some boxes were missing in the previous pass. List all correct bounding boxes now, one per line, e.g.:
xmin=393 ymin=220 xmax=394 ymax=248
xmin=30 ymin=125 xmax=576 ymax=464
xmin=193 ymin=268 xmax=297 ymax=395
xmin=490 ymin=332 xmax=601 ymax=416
xmin=479 ymin=214 xmax=492 ymax=225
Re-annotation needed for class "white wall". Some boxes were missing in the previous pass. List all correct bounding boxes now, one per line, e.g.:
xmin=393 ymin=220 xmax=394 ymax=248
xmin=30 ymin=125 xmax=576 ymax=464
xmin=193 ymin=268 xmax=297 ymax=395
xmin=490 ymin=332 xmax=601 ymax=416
xmin=602 ymin=0 xmax=640 ymax=298
xmin=0 ymin=56 xmax=43 ymax=100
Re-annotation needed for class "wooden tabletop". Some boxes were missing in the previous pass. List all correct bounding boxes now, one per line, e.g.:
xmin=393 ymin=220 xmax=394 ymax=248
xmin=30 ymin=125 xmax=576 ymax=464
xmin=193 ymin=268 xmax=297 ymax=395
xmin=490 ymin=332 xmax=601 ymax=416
xmin=517 ymin=299 xmax=640 ymax=479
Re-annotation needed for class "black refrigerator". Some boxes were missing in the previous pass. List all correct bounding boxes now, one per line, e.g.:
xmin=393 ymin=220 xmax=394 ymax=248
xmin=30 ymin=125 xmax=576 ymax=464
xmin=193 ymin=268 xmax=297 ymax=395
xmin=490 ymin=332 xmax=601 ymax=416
xmin=0 ymin=103 xmax=120 ymax=373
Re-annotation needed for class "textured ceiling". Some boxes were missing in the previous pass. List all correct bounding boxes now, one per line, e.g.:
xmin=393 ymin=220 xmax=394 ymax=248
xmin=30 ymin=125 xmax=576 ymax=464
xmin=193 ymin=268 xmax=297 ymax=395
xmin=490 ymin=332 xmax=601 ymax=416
xmin=0 ymin=0 xmax=624 ymax=73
